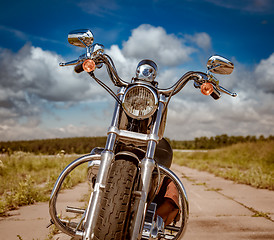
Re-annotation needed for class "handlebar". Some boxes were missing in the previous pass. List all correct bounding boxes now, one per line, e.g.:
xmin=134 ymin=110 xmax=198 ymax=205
xmin=210 ymin=87 xmax=221 ymax=100
xmin=74 ymin=63 xmax=84 ymax=73
xmin=159 ymin=71 xmax=236 ymax=99
xmin=60 ymin=51 xmax=237 ymax=100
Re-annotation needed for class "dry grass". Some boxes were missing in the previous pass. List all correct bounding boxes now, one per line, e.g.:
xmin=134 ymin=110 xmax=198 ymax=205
xmin=173 ymin=141 xmax=274 ymax=190
xmin=0 ymin=152 xmax=87 ymax=215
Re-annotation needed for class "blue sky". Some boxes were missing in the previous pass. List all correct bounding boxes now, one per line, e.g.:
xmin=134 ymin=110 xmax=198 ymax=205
xmin=0 ymin=0 xmax=274 ymax=141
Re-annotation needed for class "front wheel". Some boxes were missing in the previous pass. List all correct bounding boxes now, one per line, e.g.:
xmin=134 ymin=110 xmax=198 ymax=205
xmin=94 ymin=159 xmax=137 ymax=240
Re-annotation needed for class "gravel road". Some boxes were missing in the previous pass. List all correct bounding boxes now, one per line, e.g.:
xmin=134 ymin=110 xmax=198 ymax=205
xmin=0 ymin=164 xmax=273 ymax=240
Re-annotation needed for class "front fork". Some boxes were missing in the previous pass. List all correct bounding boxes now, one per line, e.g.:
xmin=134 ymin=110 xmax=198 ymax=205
xmin=130 ymin=153 xmax=156 ymax=240
xmin=83 ymin=88 xmax=125 ymax=240
xmin=83 ymin=90 xmax=166 ymax=240
xmin=131 ymin=95 xmax=166 ymax=240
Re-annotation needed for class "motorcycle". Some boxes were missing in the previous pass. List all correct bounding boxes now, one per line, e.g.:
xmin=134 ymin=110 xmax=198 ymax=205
xmin=49 ymin=29 xmax=237 ymax=240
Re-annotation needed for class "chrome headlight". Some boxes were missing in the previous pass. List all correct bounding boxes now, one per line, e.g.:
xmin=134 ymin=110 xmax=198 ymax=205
xmin=122 ymin=85 xmax=158 ymax=119
xmin=136 ymin=59 xmax=158 ymax=82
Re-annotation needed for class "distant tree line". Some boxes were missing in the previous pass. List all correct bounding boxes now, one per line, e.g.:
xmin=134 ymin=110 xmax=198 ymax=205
xmin=169 ymin=134 xmax=274 ymax=150
xmin=0 ymin=137 xmax=107 ymax=155
xmin=0 ymin=134 xmax=273 ymax=155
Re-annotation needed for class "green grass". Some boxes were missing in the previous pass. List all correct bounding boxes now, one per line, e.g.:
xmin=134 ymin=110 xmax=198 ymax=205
xmin=173 ymin=141 xmax=274 ymax=190
xmin=0 ymin=152 xmax=87 ymax=215
xmin=1 ymin=140 xmax=273 ymax=216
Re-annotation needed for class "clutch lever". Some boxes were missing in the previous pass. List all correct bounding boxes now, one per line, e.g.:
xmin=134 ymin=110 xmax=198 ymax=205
xmin=59 ymin=54 xmax=87 ymax=67
xmin=59 ymin=59 xmax=79 ymax=67
xmin=59 ymin=47 xmax=104 ymax=67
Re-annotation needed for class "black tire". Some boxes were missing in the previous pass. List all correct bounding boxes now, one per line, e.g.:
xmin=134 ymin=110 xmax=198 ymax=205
xmin=94 ymin=159 xmax=137 ymax=240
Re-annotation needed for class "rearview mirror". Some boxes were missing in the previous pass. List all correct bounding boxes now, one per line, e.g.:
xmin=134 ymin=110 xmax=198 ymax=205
xmin=207 ymin=55 xmax=234 ymax=75
xmin=68 ymin=29 xmax=94 ymax=48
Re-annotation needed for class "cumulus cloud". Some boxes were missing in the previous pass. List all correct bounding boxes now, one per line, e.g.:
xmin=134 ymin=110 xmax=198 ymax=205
xmin=106 ymin=24 xmax=209 ymax=82
xmin=107 ymin=31 xmax=274 ymax=140
xmin=0 ymin=24 xmax=209 ymax=141
xmin=0 ymin=44 xmax=104 ymax=102
xmin=185 ymin=32 xmax=212 ymax=51
xmin=122 ymin=24 xmax=195 ymax=66
xmin=165 ymin=53 xmax=274 ymax=139
xmin=1 ymin=24 xmax=273 ymax=141
xmin=106 ymin=45 xmax=139 ymax=81
xmin=0 ymin=44 xmax=107 ymax=140
xmin=254 ymin=53 xmax=274 ymax=93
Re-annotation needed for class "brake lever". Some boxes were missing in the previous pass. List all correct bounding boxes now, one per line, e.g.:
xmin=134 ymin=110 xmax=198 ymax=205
xmin=207 ymin=73 xmax=237 ymax=97
xmin=217 ymin=85 xmax=237 ymax=97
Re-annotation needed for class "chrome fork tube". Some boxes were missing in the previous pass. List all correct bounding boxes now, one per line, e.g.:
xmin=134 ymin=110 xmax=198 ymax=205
xmin=83 ymin=87 xmax=125 ymax=240
xmin=131 ymin=95 xmax=166 ymax=240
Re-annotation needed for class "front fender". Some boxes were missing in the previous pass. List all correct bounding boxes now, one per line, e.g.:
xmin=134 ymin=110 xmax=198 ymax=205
xmin=115 ymin=151 xmax=140 ymax=165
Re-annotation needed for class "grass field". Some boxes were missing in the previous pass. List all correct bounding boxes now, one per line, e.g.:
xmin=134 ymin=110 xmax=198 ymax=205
xmin=0 ymin=152 xmax=86 ymax=215
xmin=173 ymin=140 xmax=274 ymax=190
xmin=0 ymin=140 xmax=273 ymax=215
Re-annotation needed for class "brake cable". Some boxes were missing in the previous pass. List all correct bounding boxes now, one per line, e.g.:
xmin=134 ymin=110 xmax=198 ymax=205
xmin=88 ymin=72 xmax=123 ymax=105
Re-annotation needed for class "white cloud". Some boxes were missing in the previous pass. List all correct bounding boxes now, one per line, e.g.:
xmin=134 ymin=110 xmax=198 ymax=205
xmin=1 ymin=24 xmax=273 ymax=141
xmin=164 ymin=53 xmax=274 ymax=139
xmin=0 ymin=25 xmax=198 ymax=141
xmin=106 ymin=24 xmax=209 ymax=83
xmin=0 ymin=44 xmax=107 ymax=140
xmin=185 ymin=32 xmax=212 ymax=50
xmin=122 ymin=24 xmax=195 ymax=66
xmin=0 ymin=44 xmax=104 ymax=103
xmin=255 ymin=53 xmax=274 ymax=93
xmin=106 ymin=45 xmax=138 ymax=81
xmin=106 ymin=35 xmax=274 ymax=140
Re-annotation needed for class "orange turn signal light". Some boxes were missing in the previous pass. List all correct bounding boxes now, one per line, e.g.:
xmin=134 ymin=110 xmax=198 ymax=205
xmin=82 ymin=59 xmax=96 ymax=72
xmin=201 ymin=82 xmax=213 ymax=95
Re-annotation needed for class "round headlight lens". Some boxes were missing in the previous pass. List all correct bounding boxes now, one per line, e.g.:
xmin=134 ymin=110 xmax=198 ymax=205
xmin=122 ymin=85 xmax=158 ymax=119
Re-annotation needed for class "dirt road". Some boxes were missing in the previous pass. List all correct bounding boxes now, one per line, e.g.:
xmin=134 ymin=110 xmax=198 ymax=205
xmin=0 ymin=182 xmax=89 ymax=240
xmin=171 ymin=164 xmax=274 ymax=240
xmin=0 ymin=164 xmax=273 ymax=240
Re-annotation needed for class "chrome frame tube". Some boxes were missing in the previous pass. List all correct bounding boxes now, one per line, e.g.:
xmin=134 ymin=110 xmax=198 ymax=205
xmin=49 ymin=154 xmax=101 ymax=238
xmin=158 ymin=164 xmax=189 ymax=240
